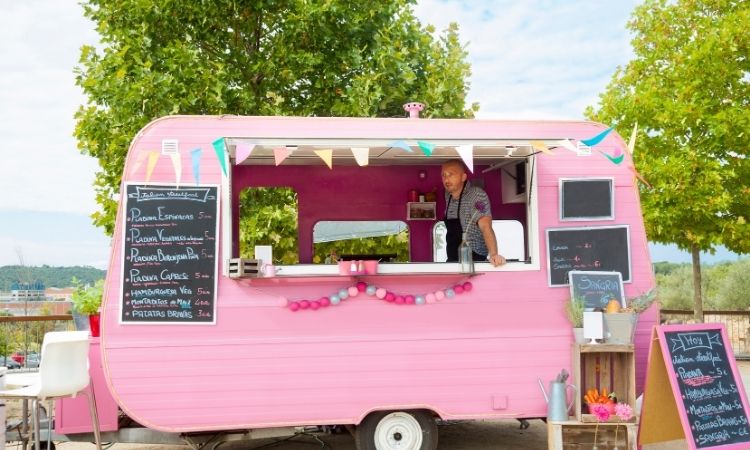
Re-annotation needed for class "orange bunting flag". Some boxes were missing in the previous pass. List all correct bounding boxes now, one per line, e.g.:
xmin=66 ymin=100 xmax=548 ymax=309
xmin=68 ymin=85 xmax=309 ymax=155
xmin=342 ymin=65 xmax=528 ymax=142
xmin=274 ymin=147 xmax=292 ymax=166
xmin=314 ymin=149 xmax=333 ymax=169
xmin=129 ymin=150 xmax=149 ymax=176
xmin=145 ymin=150 xmax=160 ymax=182
xmin=530 ymin=140 xmax=553 ymax=155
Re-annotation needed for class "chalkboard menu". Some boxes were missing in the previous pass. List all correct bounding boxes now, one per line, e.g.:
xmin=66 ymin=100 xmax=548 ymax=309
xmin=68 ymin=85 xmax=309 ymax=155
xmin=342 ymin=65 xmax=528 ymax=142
xmin=560 ymin=178 xmax=614 ymax=220
xmin=121 ymin=184 xmax=218 ymax=323
xmin=568 ymin=270 xmax=624 ymax=309
xmin=546 ymin=225 xmax=631 ymax=286
xmin=661 ymin=326 xmax=750 ymax=449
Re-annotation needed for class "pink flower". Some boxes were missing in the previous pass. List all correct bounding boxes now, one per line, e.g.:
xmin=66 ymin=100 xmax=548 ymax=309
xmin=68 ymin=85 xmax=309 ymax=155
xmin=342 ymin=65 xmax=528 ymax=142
xmin=615 ymin=402 xmax=633 ymax=421
xmin=591 ymin=403 xmax=611 ymax=422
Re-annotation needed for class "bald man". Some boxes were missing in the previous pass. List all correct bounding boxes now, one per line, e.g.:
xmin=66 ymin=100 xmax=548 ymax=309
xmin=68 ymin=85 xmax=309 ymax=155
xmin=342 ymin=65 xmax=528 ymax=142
xmin=441 ymin=160 xmax=506 ymax=267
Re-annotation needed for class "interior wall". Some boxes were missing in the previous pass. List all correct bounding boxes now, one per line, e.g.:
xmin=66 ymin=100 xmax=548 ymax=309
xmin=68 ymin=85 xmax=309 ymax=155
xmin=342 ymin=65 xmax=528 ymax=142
xmin=232 ymin=164 xmax=526 ymax=263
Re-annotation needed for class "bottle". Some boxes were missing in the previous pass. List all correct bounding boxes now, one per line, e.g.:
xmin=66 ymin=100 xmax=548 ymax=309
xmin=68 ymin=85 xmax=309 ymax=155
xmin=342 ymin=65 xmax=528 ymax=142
xmin=459 ymin=234 xmax=474 ymax=274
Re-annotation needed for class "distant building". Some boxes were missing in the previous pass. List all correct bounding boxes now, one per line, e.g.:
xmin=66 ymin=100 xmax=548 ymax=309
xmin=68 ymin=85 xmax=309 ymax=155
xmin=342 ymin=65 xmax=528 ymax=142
xmin=0 ymin=281 xmax=46 ymax=302
xmin=45 ymin=287 xmax=75 ymax=301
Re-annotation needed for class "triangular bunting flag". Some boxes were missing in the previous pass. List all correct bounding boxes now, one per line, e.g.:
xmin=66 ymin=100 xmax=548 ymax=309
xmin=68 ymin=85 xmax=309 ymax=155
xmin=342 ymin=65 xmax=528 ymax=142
xmin=417 ymin=141 xmax=435 ymax=156
xmin=129 ymin=150 xmax=149 ymax=176
xmin=145 ymin=150 xmax=159 ymax=182
xmin=351 ymin=147 xmax=369 ymax=166
xmin=314 ymin=149 xmax=333 ymax=169
xmin=390 ymin=140 xmax=412 ymax=152
xmin=628 ymin=165 xmax=651 ymax=188
xmin=212 ymin=137 xmax=228 ymax=176
xmin=191 ymin=148 xmax=202 ymax=185
xmin=169 ymin=153 xmax=182 ymax=187
xmin=235 ymin=143 xmax=255 ymax=165
xmin=627 ymin=123 xmax=638 ymax=155
xmin=599 ymin=149 xmax=625 ymax=165
xmin=530 ymin=140 xmax=553 ymax=155
xmin=455 ymin=145 xmax=474 ymax=173
xmin=554 ymin=139 xmax=578 ymax=153
xmin=581 ymin=127 xmax=613 ymax=147
xmin=274 ymin=147 xmax=292 ymax=166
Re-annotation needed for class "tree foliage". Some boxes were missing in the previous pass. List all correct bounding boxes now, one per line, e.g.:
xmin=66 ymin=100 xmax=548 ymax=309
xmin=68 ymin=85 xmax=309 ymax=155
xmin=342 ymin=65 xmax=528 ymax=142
xmin=76 ymin=0 xmax=477 ymax=234
xmin=586 ymin=0 xmax=750 ymax=319
xmin=0 ymin=265 xmax=106 ymax=290
xmin=239 ymin=187 xmax=299 ymax=264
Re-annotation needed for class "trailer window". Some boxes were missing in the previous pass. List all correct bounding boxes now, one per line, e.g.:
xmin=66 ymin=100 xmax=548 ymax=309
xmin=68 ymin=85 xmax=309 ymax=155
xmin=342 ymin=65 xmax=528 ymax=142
xmin=238 ymin=187 xmax=299 ymax=264
xmin=313 ymin=221 xmax=409 ymax=263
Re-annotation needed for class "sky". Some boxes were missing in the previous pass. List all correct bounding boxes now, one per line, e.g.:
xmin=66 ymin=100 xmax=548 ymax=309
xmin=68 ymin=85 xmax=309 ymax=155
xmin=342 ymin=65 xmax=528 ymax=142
xmin=0 ymin=0 xmax=743 ymax=270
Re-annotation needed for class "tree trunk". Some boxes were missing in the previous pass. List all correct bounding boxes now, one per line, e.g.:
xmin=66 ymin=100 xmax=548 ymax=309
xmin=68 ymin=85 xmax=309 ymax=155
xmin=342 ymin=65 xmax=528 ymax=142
xmin=691 ymin=244 xmax=704 ymax=323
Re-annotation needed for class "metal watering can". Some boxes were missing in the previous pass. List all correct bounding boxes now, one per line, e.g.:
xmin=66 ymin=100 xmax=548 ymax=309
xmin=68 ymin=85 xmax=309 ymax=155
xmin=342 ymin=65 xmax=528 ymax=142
xmin=538 ymin=369 xmax=577 ymax=422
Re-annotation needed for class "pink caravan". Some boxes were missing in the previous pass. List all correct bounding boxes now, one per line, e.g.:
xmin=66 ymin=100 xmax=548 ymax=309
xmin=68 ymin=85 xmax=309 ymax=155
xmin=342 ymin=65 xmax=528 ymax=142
xmin=88 ymin=114 xmax=656 ymax=448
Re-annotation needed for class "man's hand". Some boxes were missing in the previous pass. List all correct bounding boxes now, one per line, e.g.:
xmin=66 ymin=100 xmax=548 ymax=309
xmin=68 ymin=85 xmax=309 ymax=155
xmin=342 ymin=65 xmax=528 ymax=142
xmin=488 ymin=254 xmax=506 ymax=267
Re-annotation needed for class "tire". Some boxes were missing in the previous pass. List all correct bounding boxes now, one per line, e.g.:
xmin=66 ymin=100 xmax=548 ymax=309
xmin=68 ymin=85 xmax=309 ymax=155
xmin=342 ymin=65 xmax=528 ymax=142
xmin=355 ymin=410 xmax=438 ymax=450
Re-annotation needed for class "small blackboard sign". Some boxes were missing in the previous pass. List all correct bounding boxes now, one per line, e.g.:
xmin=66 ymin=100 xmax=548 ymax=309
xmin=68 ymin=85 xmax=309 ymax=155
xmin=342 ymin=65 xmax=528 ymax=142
xmin=560 ymin=178 xmax=614 ymax=221
xmin=121 ymin=184 xmax=219 ymax=324
xmin=568 ymin=270 xmax=624 ymax=310
xmin=546 ymin=225 xmax=631 ymax=286
xmin=640 ymin=324 xmax=750 ymax=450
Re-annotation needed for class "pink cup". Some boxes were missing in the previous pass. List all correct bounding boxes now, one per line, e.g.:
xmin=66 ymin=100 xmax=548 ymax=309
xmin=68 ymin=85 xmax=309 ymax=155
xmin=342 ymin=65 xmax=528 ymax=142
xmin=363 ymin=260 xmax=378 ymax=274
xmin=338 ymin=260 xmax=352 ymax=275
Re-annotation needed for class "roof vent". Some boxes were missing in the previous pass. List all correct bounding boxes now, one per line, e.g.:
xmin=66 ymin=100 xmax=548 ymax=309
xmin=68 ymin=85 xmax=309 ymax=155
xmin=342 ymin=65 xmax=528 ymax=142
xmin=161 ymin=139 xmax=179 ymax=155
xmin=403 ymin=102 xmax=425 ymax=119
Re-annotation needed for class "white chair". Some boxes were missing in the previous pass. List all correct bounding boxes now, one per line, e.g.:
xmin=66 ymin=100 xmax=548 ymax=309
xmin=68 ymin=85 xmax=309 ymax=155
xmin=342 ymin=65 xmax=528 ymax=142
xmin=0 ymin=331 xmax=102 ymax=450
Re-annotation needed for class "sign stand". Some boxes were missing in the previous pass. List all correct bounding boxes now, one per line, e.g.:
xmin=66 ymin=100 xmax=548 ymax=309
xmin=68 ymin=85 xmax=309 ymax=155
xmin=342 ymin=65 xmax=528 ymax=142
xmin=639 ymin=324 xmax=750 ymax=449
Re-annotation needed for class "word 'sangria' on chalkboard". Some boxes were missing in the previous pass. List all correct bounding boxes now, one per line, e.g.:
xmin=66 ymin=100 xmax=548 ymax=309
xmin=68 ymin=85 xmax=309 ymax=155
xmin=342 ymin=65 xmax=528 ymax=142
xmin=639 ymin=324 xmax=750 ymax=450
xmin=559 ymin=178 xmax=614 ymax=221
xmin=568 ymin=270 xmax=624 ymax=310
xmin=546 ymin=225 xmax=631 ymax=286
xmin=121 ymin=184 xmax=219 ymax=324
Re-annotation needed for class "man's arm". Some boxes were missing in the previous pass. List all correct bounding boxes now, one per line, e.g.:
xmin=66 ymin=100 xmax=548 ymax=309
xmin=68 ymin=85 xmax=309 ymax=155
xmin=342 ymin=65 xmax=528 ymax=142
xmin=477 ymin=216 xmax=506 ymax=267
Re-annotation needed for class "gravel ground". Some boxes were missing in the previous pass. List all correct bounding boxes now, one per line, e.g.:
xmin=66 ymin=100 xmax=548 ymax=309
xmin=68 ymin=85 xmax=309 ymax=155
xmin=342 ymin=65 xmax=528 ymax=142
xmin=8 ymin=361 xmax=750 ymax=450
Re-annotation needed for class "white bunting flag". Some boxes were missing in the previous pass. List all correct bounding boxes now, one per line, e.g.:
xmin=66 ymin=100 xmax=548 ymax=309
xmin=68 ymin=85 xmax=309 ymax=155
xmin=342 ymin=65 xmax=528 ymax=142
xmin=235 ymin=144 xmax=255 ymax=165
xmin=169 ymin=153 xmax=182 ymax=187
xmin=627 ymin=123 xmax=638 ymax=155
xmin=351 ymin=147 xmax=369 ymax=166
xmin=456 ymin=145 xmax=474 ymax=173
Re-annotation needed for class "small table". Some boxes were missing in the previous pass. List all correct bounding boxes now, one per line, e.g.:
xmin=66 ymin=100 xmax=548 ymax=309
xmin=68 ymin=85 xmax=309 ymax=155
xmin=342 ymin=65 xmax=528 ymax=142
xmin=5 ymin=372 xmax=40 ymax=450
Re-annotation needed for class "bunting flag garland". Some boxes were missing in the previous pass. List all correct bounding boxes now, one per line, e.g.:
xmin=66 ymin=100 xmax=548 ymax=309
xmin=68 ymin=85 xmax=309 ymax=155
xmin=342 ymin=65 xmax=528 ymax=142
xmin=191 ymin=148 xmax=202 ymax=185
xmin=234 ymin=143 xmax=255 ymax=165
xmin=211 ymin=137 xmax=228 ymax=176
xmin=273 ymin=146 xmax=292 ymax=166
xmin=627 ymin=123 xmax=638 ymax=155
xmin=314 ymin=149 xmax=334 ymax=169
xmin=129 ymin=150 xmax=149 ymax=176
xmin=145 ymin=150 xmax=160 ymax=182
xmin=455 ymin=145 xmax=474 ymax=173
xmin=351 ymin=147 xmax=369 ymax=166
xmin=530 ymin=140 xmax=553 ymax=155
xmin=390 ymin=140 xmax=412 ymax=152
xmin=599 ymin=149 xmax=625 ymax=165
xmin=417 ymin=141 xmax=435 ymax=156
xmin=169 ymin=153 xmax=182 ymax=187
xmin=581 ymin=127 xmax=613 ymax=147
xmin=554 ymin=139 xmax=578 ymax=153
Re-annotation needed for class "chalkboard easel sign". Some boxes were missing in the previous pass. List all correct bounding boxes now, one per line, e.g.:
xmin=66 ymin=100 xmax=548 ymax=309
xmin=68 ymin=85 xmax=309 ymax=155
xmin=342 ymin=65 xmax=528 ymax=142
xmin=121 ymin=184 xmax=219 ymax=324
xmin=546 ymin=225 xmax=631 ymax=286
xmin=568 ymin=270 xmax=624 ymax=310
xmin=559 ymin=177 xmax=614 ymax=221
xmin=639 ymin=324 xmax=750 ymax=449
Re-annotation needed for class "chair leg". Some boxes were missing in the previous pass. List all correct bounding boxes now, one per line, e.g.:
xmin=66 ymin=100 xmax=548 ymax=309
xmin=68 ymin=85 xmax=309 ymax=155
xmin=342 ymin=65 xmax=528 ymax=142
xmin=85 ymin=382 xmax=102 ymax=450
xmin=32 ymin=399 xmax=41 ymax=450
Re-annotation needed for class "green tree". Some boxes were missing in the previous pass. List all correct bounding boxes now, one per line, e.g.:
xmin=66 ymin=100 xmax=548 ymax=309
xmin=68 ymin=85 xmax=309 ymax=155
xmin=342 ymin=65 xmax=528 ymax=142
xmin=715 ymin=259 xmax=750 ymax=310
xmin=239 ymin=187 xmax=299 ymax=264
xmin=75 ymin=0 xmax=477 ymax=234
xmin=586 ymin=0 xmax=750 ymax=322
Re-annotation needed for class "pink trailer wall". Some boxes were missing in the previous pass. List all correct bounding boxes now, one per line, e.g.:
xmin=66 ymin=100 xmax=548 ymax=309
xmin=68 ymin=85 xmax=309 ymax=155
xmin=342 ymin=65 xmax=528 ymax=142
xmin=100 ymin=116 xmax=656 ymax=433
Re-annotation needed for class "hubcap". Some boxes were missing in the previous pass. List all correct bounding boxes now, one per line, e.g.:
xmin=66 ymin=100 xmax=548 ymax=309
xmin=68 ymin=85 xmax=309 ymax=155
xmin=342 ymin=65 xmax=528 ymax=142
xmin=374 ymin=412 xmax=424 ymax=450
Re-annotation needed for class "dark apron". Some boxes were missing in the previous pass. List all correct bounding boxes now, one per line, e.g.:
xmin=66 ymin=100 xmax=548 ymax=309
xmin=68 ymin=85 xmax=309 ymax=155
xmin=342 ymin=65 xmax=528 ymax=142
xmin=444 ymin=183 xmax=486 ymax=262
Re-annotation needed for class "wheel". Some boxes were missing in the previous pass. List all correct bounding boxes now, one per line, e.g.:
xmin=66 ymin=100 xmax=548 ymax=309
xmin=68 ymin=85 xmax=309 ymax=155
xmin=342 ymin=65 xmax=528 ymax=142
xmin=355 ymin=410 xmax=438 ymax=450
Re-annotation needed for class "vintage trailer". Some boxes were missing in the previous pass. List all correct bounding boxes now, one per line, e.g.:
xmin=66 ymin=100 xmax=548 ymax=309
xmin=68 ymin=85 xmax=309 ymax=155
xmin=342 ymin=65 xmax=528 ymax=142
xmin=56 ymin=113 xmax=658 ymax=449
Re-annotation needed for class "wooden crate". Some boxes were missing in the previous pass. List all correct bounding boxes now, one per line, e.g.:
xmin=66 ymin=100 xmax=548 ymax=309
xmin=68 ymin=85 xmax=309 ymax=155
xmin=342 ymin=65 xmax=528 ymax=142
xmin=573 ymin=344 xmax=636 ymax=423
xmin=548 ymin=420 xmax=638 ymax=450
xmin=227 ymin=258 xmax=262 ymax=278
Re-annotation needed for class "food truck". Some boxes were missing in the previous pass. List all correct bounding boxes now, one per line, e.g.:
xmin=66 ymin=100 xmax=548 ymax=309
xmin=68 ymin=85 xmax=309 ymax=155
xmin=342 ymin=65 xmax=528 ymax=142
xmin=53 ymin=112 xmax=657 ymax=449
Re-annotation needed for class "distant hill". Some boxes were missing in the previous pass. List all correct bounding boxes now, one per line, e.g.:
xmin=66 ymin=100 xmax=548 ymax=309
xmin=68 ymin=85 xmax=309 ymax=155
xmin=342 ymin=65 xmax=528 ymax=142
xmin=0 ymin=265 xmax=106 ymax=290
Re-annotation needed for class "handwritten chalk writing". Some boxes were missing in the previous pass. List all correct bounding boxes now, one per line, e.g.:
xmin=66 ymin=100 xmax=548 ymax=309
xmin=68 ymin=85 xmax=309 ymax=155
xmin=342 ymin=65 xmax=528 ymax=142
xmin=694 ymin=415 xmax=748 ymax=432
xmin=130 ymin=288 xmax=177 ymax=297
xmin=576 ymin=276 xmax=619 ymax=291
xmin=671 ymin=332 xmax=723 ymax=353
xmin=685 ymin=382 xmax=738 ymax=401
xmin=156 ymin=228 xmax=204 ymax=242
xmin=160 ymin=270 xmax=189 ymax=280
xmin=129 ymin=269 xmax=158 ymax=282
xmin=689 ymin=401 xmax=744 ymax=416
xmin=129 ymin=247 xmax=199 ymax=264
xmin=678 ymin=367 xmax=705 ymax=380
xmin=130 ymin=298 xmax=169 ymax=306
xmin=179 ymin=286 xmax=192 ymax=294
xmin=697 ymin=430 xmax=731 ymax=446
xmin=696 ymin=351 xmax=723 ymax=366
xmin=552 ymin=245 xmax=568 ymax=250
xmin=673 ymin=354 xmax=695 ymax=364
xmin=132 ymin=310 xmax=166 ymax=318
xmin=167 ymin=310 xmax=193 ymax=318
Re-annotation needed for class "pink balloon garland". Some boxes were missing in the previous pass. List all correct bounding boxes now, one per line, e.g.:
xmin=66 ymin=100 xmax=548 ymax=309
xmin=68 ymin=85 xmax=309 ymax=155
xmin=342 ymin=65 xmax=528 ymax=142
xmin=284 ymin=281 xmax=473 ymax=312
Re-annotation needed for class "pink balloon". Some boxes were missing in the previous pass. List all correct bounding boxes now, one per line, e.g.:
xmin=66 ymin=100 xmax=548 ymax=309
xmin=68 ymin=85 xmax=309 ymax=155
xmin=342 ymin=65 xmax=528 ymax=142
xmin=319 ymin=297 xmax=331 ymax=307
xmin=425 ymin=293 xmax=436 ymax=304
xmin=454 ymin=285 xmax=464 ymax=294
xmin=463 ymin=281 xmax=473 ymax=292
xmin=405 ymin=295 xmax=415 ymax=304
xmin=385 ymin=292 xmax=396 ymax=302
xmin=277 ymin=297 xmax=289 ymax=307
xmin=356 ymin=281 xmax=368 ymax=292
xmin=391 ymin=295 xmax=402 ymax=303
xmin=376 ymin=288 xmax=387 ymax=299
xmin=299 ymin=300 xmax=310 ymax=310
xmin=435 ymin=290 xmax=445 ymax=300
xmin=289 ymin=302 xmax=300 ymax=312
xmin=348 ymin=286 xmax=359 ymax=297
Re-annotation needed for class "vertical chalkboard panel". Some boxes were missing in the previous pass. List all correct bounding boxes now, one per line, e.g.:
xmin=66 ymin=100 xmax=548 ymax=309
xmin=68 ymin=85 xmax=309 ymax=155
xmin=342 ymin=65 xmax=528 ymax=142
xmin=661 ymin=326 xmax=750 ymax=449
xmin=560 ymin=178 xmax=614 ymax=221
xmin=546 ymin=226 xmax=631 ymax=286
xmin=121 ymin=184 xmax=219 ymax=323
